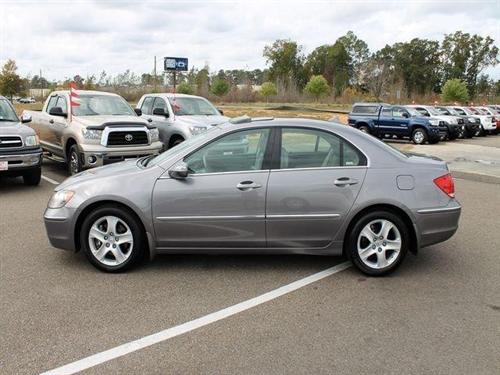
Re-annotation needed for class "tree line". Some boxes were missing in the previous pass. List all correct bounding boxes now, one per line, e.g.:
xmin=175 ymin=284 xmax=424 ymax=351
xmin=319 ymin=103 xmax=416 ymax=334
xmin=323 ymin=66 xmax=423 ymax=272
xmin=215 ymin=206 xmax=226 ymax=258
xmin=0 ymin=30 xmax=498 ymax=103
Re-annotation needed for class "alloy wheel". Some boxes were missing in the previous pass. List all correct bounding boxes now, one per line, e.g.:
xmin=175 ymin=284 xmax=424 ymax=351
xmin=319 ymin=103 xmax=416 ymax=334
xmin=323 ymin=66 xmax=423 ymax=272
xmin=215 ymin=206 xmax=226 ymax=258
xmin=88 ymin=215 xmax=134 ymax=267
xmin=357 ymin=219 xmax=402 ymax=269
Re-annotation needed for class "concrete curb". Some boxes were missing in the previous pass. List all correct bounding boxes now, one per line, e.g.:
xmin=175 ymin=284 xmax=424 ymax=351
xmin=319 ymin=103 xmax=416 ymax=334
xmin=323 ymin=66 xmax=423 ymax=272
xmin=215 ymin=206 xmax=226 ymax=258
xmin=451 ymin=170 xmax=500 ymax=185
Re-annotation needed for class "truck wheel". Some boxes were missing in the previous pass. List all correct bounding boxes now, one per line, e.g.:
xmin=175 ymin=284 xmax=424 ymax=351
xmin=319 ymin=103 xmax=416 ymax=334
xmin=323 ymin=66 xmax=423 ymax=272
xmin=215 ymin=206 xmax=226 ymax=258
xmin=23 ymin=167 xmax=41 ymax=186
xmin=68 ymin=145 xmax=82 ymax=175
xmin=411 ymin=128 xmax=427 ymax=145
xmin=359 ymin=125 xmax=370 ymax=134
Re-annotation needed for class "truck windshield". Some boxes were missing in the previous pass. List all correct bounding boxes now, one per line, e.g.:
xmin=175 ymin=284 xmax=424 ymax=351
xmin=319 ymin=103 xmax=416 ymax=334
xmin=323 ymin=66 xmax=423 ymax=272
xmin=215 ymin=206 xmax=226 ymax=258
xmin=0 ymin=99 xmax=19 ymax=123
xmin=426 ymin=107 xmax=442 ymax=116
xmin=72 ymin=95 xmax=136 ymax=116
xmin=168 ymin=97 xmax=220 ymax=116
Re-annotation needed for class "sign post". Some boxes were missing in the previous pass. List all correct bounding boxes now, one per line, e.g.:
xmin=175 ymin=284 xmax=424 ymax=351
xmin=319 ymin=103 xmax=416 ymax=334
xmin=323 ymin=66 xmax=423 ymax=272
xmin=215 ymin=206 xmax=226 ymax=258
xmin=164 ymin=57 xmax=188 ymax=91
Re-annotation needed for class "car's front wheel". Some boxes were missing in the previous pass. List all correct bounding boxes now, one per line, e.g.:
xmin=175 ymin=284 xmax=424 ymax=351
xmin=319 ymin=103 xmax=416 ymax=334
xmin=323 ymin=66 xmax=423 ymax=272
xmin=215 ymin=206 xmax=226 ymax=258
xmin=68 ymin=145 xmax=82 ymax=175
xmin=347 ymin=211 xmax=409 ymax=276
xmin=80 ymin=205 xmax=146 ymax=272
xmin=23 ymin=166 xmax=41 ymax=186
xmin=411 ymin=128 xmax=428 ymax=144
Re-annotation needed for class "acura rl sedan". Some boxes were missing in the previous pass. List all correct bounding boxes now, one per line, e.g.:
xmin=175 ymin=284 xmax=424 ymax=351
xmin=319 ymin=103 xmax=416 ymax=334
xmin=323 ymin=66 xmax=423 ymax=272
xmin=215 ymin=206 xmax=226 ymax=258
xmin=44 ymin=117 xmax=461 ymax=276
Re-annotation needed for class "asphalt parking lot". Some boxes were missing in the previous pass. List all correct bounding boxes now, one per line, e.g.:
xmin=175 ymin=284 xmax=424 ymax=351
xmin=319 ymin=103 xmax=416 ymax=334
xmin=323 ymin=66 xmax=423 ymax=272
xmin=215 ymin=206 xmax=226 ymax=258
xmin=1 ymin=138 xmax=500 ymax=375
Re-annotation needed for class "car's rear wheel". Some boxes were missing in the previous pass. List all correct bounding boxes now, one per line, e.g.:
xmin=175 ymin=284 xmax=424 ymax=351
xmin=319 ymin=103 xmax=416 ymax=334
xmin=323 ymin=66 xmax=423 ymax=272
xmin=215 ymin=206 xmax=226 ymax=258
xmin=411 ymin=128 xmax=427 ymax=144
xmin=80 ymin=205 xmax=145 ymax=272
xmin=359 ymin=125 xmax=370 ymax=134
xmin=347 ymin=211 xmax=409 ymax=276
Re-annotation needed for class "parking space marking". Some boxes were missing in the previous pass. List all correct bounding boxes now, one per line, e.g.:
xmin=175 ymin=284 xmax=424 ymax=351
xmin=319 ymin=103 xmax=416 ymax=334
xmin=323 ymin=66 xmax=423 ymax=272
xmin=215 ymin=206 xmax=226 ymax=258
xmin=41 ymin=175 xmax=61 ymax=185
xmin=40 ymin=261 xmax=351 ymax=375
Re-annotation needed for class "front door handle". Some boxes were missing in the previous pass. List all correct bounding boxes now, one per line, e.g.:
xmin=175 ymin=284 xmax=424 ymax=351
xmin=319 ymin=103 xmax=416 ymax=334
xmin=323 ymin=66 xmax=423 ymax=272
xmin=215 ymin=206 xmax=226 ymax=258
xmin=334 ymin=177 xmax=359 ymax=187
xmin=237 ymin=181 xmax=262 ymax=191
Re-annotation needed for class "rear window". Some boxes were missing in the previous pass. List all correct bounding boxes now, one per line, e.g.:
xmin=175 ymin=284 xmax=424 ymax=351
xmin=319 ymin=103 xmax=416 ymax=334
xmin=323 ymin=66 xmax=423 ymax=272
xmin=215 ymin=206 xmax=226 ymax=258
xmin=351 ymin=105 xmax=379 ymax=115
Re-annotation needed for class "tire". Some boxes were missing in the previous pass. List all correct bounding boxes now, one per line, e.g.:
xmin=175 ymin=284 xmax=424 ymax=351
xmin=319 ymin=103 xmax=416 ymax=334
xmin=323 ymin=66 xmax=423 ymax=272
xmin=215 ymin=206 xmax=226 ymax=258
xmin=411 ymin=128 xmax=427 ymax=145
xmin=169 ymin=136 xmax=185 ymax=149
xmin=346 ymin=210 xmax=409 ymax=276
xmin=359 ymin=125 xmax=370 ymax=134
xmin=68 ymin=144 xmax=82 ymax=175
xmin=80 ymin=205 xmax=146 ymax=272
xmin=23 ymin=167 xmax=41 ymax=186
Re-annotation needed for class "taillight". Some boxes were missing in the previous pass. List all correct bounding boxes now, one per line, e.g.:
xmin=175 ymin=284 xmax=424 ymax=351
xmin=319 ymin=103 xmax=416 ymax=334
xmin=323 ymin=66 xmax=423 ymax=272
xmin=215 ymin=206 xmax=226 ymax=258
xmin=434 ymin=173 xmax=455 ymax=198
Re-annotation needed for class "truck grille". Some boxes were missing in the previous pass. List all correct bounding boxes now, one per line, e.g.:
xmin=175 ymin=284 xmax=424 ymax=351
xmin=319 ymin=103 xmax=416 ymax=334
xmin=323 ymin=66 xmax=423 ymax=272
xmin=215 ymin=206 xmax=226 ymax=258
xmin=106 ymin=131 xmax=148 ymax=146
xmin=0 ymin=136 xmax=23 ymax=148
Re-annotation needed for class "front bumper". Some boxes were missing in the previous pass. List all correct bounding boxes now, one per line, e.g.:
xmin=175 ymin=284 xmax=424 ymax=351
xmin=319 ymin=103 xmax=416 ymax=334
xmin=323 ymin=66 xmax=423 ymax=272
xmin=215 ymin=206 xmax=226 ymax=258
xmin=0 ymin=148 xmax=42 ymax=173
xmin=44 ymin=206 xmax=77 ymax=251
xmin=79 ymin=141 xmax=163 ymax=168
xmin=415 ymin=201 xmax=461 ymax=248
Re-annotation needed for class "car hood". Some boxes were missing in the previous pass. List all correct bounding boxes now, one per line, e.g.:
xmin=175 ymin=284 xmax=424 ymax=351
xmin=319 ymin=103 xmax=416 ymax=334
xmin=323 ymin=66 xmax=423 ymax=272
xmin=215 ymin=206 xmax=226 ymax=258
xmin=0 ymin=121 xmax=36 ymax=136
xmin=55 ymin=159 xmax=157 ymax=191
xmin=174 ymin=115 xmax=229 ymax=128
xmin=73 ymin=115 xmax=150 ymax=129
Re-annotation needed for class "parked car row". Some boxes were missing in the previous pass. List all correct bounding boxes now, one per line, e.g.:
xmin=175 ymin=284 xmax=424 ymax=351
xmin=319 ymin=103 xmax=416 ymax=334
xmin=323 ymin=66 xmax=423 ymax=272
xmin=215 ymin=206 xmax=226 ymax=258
xmin=347 ymin=103 xmax=498 ymax=144
xmin=20 ymin=90 xmax=227 ymax=176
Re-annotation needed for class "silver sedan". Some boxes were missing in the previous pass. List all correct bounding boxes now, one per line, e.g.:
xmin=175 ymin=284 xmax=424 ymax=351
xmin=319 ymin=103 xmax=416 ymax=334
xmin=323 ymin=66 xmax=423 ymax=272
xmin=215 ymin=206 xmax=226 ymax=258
xmin=44 ymin=117 xmax=461 ymax=276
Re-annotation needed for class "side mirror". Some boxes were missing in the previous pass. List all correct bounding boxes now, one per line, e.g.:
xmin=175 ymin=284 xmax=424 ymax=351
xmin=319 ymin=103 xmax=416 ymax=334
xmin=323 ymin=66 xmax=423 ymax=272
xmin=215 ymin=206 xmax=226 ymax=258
xmin=134 ymin=108 xmax=142 ymax=116
xmin=218 ymin=108 xmax=224 ymax=115
xmin=49 ymin=107 xmax=67 ymax=117
xmin=153 ymin=107 xmax=169 ymax=118
xmin=21 ymin=113 xmax=32 ymax=123
xmin=168 ymin=162 xmax=189 ymax=180
xmin=402 ymin=112 xmax=409 ymax=118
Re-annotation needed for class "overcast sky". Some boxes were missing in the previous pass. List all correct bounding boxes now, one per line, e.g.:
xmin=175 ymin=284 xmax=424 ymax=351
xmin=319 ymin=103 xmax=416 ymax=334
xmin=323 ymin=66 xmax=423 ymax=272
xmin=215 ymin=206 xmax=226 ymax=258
xmin=0 ymin=0 xmax=499 ymax=81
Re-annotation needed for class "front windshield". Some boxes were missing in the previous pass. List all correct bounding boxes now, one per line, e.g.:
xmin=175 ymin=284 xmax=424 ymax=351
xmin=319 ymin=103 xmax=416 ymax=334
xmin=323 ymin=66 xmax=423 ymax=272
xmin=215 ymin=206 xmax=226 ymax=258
xmin=0 ymin=99 xmax=19 ymax=123
xmin=168 ymin=97 xmax=220 ymax=116
xmin=426 ymin=107 xmax=441 ymax=116
xmin=406 ymin=107 xmax=421 ymax=117
xmin=146 ymin=126 xmax=221 ymax=167
xmin=73 ymin=95 xmax=136 ymax=116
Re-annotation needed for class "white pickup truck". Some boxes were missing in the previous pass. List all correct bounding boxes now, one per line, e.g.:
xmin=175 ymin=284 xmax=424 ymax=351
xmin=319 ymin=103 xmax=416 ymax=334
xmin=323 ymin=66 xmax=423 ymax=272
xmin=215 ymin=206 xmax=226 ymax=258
xmin=23 ymin=90 xmax=162 ymax=175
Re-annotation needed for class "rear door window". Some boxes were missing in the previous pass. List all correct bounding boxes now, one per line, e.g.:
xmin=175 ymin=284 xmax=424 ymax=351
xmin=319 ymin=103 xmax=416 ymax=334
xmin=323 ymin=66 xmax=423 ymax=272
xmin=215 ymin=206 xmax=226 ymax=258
xmin=279 ymin=128 xmax=366 ymax=169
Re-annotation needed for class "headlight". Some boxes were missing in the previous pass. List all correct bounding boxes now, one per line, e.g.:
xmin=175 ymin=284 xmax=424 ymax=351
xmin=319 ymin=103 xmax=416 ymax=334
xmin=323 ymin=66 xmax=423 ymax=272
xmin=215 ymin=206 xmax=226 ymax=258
xmin=190 ymin=126 xmax=207 ymax=135
xmin=81 ymin=129 xmax=102 ymax=140
xmin=429 ymin=119 xmax=439 ymax=126
xmin=149 ymin=128 xmax=159 ymax=142
xmin=25 ymin=135 xmax=39 ymax=146
xmin=48 ymin=190 xmax=75 ymax=209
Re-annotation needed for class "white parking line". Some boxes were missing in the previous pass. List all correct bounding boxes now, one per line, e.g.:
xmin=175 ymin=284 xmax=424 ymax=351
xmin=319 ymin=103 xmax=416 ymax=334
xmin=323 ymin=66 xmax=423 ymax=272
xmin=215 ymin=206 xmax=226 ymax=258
xmin=40 ymin=261 xmax=351 ymax=375
xmin=41 ymin=175 xmax=61 ymax=185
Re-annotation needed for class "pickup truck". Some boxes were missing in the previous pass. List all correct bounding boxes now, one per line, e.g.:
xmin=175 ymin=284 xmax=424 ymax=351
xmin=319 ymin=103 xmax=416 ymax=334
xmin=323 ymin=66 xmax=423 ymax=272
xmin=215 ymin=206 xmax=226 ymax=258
xmin=434 ymin=106 xmax=479 ymax=138
xmin=450 ymin=106 xmax=496 ymax=136
xmin=406 ymin=104 xmax=464 ymax=140
xmin=136 ymin=93 xmax=229 ymax=150
xmin=348 ymin=103 xmax=447 ymax=144
xmin=0 ymin=96 xmax=43 ymax=185
xmin=23 ymin=90 xmax=162 ymax=175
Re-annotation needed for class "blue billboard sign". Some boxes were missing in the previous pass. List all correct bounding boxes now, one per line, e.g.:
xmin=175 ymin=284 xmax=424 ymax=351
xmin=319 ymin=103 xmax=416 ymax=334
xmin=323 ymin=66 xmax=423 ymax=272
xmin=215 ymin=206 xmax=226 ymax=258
xmin=164 ymin=57 xmax=188 ymax=71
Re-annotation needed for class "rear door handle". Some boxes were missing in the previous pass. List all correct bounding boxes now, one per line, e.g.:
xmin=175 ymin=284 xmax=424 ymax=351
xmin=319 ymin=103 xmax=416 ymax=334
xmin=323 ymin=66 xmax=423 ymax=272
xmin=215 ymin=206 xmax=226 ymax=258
xmin=334 ymin=177 xmax=359 ymax=187
xmin=237 ymin=181 xmax=262 ymax=191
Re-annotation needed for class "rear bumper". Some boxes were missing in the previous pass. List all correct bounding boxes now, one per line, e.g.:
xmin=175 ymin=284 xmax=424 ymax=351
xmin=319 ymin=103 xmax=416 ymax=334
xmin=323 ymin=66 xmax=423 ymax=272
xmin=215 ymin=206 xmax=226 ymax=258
xmin=415 ymin=201 xmax=461 ymax=248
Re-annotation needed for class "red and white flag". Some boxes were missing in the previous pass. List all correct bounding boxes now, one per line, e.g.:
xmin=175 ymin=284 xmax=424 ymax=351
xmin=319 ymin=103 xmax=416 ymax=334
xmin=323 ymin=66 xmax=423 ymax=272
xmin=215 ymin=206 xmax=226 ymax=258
xmin=69 ymin=82 xmax=80 ymax=115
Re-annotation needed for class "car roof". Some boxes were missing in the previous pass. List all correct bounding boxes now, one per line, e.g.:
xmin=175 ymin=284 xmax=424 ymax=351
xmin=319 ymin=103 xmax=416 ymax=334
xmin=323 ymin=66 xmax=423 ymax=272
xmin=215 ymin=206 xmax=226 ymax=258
xmin=352 ymin=102 xmax=389 ymax=106
xmin=142 ymin=93 xmax=206 ymax=99
xmin=49 ymin=90 xmax=119 ymax=97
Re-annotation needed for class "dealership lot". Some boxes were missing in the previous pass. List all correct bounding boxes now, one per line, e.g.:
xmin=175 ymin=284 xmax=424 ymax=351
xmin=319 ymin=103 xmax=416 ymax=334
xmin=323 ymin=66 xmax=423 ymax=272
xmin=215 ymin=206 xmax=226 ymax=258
xmin=1 ymin=139 xmax=500 ymax=375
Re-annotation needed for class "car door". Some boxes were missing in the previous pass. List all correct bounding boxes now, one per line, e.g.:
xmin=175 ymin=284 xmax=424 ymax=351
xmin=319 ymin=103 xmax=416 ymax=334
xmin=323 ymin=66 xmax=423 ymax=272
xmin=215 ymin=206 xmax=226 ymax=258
xmin=266 ymin=127 xmax=368 ymax=248
xmin=149 ymin=97 xmax=172 ymax=147
xmin=376 ymin=106 xmax=394 ymax=135
xmin=391 ymin=107 xmax=411 ymax=136
xmin=52 ymin=95 xmax=68 ymax=149
xmin=39 ymin=95 xmax=61 ymax=153
xmin=152 ymin=127 xmax=272 ymax=249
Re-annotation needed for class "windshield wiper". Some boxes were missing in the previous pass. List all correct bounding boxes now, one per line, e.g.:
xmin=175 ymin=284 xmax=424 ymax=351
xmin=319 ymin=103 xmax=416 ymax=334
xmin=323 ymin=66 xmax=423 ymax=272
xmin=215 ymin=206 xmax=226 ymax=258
xmin=140 ymin=154 xmax=156 ymax=167
xmin=0 ymin=119 xmax=16 ymax=122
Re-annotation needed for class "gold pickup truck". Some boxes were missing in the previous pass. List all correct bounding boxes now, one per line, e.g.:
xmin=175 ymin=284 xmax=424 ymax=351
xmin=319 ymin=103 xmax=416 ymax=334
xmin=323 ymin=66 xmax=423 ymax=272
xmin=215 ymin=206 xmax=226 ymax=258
xmin=23 ymin=90 xmax=162 ymax=175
